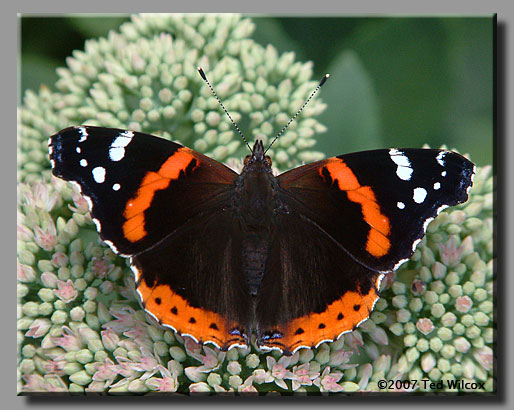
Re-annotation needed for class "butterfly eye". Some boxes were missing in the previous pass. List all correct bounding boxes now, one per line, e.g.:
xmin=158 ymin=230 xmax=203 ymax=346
xmin=244 ymin=155 xmax=252 ymax=166
xmin=265 ymin=156 xmax=272 ymax=166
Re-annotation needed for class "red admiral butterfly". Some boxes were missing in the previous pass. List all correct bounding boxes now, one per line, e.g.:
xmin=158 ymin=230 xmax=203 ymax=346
xmin=49 ymin=69 xmax=475 ymax=355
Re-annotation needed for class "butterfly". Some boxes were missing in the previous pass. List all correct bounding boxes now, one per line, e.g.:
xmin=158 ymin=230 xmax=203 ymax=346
xmin=48 ymin=69 xmax=475 ymax=355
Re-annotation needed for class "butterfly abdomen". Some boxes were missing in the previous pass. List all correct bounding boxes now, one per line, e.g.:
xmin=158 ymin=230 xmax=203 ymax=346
xmin=241 ymin=233 xmax=269 ymax=297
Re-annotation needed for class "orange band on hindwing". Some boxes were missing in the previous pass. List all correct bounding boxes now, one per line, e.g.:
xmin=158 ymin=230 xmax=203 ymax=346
xmin=259 ymin=277 xmax=381 ymax=354
xmin=136 ymin=275 xmax=247 ymax=349
xmin=322 ymin=158 xmax=391 ymax=257
xmin=122 ymin=148 xmax=198 ymax=242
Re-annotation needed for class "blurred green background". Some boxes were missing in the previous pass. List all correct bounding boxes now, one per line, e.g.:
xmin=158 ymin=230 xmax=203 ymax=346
xmin=20 ymin=15 xmax=493 ymax=165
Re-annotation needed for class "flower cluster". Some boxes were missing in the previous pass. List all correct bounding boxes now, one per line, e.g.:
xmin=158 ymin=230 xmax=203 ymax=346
xmin=18 ymin=14 xmax=326 ymax=184
xmin=343 ymin=163 xmax=494 ymax=392
xmin=18 ymin=14 xmax=494 ymax=394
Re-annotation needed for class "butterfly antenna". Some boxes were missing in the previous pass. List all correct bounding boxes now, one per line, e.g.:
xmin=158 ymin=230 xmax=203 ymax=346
xmin=197 ymin=67 xmax=252 ymax=153
xmin=264 ymin=73 xmax=329 ymax=154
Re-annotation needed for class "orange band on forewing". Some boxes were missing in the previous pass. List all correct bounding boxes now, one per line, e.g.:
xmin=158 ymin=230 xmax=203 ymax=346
xmin=137 ymin=278 xmax=247 ymax=349
xmin=122 ymin=148 xmax=198 ymax=242
xmin=323 ymin=159 xmax=391 ymax=257
xmin=259 ymin=281 xmax=381 ymax=353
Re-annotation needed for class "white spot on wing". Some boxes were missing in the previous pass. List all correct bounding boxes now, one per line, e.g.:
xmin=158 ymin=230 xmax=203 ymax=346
xmin=109 ymin=148 xmax=125 ymax=161
xmin=441 ymin=171 xmax=447 ymax=177
xmin=389 ymin=149 xmax=413 ymax=181
xmin=433 ymin=182 xmax=441 ymax=190
xmin=92 ymin=166 xmax=106 ymax=183
xmin=397 ymin=201 xmax=405 ymax=209
xmin=436 ymin=151 xmax=447 ymax=166
xmin=413 ymin=187 xmax=427 ymax=204
xmin=76 ymin=147 xmax=81 ymax=154
xmin=112 ymin=183 xmax=121 ymax=191
xmin=77 ymin=126 xmax=88 ymax=142
xmin=80 ymin=159 xmax=88 ymax=167
xmin=109 ymin=131 xmax=134 ymax=162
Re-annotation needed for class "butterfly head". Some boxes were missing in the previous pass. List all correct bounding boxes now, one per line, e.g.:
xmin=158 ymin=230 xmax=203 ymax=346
xmin=243 ymin=140 xmax=272 ymax=170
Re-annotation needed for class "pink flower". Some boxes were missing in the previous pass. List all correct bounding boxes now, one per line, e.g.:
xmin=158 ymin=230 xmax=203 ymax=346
xmin=146 ymin=362 xmax=179 ymax=392
xmin=41 ymin=358 xmax=66 ymax=376
xmin=91 ymin=256 xmax=114 ymax=278
xmin=344 ymin=331 xmax=364 ymax=353
xmin=53 ymin=279 xmax=78 ymax=303
xmin=455 ymin=296 xmax=473 ymax=313
xmin=17 ymin=222 xmax=33 ymax=241
xmin=52 ymin=326 xmax=82 ymax=351
xmin=238 ymin=376 xmax=258 ymax=394
xmin=265 ymin=356 xmax=295 ymax=390
xmin=69 ymin=189 xmax=90 ymax=214
xmin=103 ymin=306 xmax=137 ymax=333
xmin=33 ymin=182 xmax=59 ymax=211
xmin=188 ymin=345 xmax=226 ymax=372
xmin=51 ymin=252 xmax=69 ymax=267
xmin=114 ymin=358 xmax=141 ymax=379
xmin=184 ymin=337 xmax=202 ymax=355
xmin=131 ymin=347 xmax=159 ymax=376
xmin=416 ymin=318 xmax=435 ymax=335
xmin=22 ymin=374 xmax=45 ymax=392
xmin=314 ymin=366 xmax=344 ymax=393
xmin=17 ymin=263 xmax=36 ymax=283
xmin=101 ymin=328 xmax=120 ymax=351
xmin=34 ymin=219 xmax=58 ymax=251
xmin=25 ymin=318 xmax=51 ymax=338
xmin=93 ymin=358 xmax=119 ymax=385
xmin=473 ymin=346 xmax=493 ymax=371
xmin=124 ymin=323 xmax=150 ymax=344
xmin=291 ymin=363 xmax=319 ymax=391
xmin=329 ymin=349 xmax=354 ymax=367
xmin=439 ymin=236 xmax=464 ymax=267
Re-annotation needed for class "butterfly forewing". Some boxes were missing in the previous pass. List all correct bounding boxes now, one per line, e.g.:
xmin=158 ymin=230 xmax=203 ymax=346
xmin=49 ymin=126 xmax=238 ymax=256
xmin=277 ymin=148 xmax=475 ymax=272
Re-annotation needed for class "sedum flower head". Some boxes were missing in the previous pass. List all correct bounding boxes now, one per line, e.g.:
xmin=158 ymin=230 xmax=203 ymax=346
xmin=18 ymin=14 xmax=326 ymax=184
xmin=18 ymin=14 xmax=493 ymax=394
xmin=354 ymin=164 xmax=494 ymax=393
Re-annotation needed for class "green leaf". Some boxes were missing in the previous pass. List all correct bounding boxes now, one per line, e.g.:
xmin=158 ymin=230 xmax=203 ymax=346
xmin=316 ymin=50 xmax=382 ymax=156
xmin=65 ymin=16 xmax=129 ymax=39
xmin=20 ymin=54 xmax=60 ymax=96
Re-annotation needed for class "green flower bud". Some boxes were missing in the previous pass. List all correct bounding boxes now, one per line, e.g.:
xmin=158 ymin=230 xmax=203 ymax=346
xmin=169 ymin=346 xmax=187 ymax=362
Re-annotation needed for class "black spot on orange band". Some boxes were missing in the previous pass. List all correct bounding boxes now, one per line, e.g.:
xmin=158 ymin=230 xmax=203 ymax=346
xmin=136 ymin=276 xmax=247 ymax=349
xmin=258 ymin=275 xmax=382 ymax=354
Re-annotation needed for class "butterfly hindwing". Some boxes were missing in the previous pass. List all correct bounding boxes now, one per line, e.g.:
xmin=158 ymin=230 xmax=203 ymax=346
xmin=131 ymin=209 xmax=250 ymax=350
xmin=256 ymin=210 xmax=383 ymax=353
xmin=277 ymin=148 xmax=475 ymax=272
xmin=49 ymin=126 xmax=238 ymax=256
